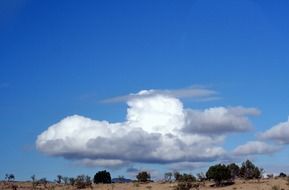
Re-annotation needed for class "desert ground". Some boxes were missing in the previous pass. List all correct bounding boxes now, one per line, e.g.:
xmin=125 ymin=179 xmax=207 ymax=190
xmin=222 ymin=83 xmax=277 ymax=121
xmin=1 ymin=178 xmax=288 ymax=190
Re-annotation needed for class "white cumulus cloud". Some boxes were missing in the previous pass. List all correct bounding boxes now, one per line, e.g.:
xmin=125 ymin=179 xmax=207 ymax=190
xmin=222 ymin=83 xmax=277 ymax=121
xmin=233 ymin=141 xmax=280 ymax=156
xmin=36 ymin=90 xmax=259 ymax=167
xmin=260 ymin=117 xmax=289 ymax=144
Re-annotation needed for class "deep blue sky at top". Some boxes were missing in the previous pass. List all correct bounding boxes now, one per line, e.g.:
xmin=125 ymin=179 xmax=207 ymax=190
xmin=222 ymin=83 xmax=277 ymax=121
xmin=0 ymin=0 xmax=289 ymax=180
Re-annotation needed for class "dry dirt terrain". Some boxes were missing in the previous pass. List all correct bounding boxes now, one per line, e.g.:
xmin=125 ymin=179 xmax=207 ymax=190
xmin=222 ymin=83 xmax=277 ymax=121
xmin=1 ymin=178 xmax=288 ymax=190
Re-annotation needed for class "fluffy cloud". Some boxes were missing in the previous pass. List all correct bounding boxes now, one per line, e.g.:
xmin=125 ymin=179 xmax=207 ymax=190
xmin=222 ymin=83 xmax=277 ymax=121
xmin=260 ymin=117 xmax=289 ymax=144
xmin=233 ymin=141 xmax=280 ymax=156
xmin=36 ymin=90 xmax=259 ymax=167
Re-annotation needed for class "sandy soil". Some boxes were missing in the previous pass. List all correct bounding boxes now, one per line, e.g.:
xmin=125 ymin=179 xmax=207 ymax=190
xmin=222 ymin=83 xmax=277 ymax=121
xmin=1 ymin=178 xmax=288 ymax=190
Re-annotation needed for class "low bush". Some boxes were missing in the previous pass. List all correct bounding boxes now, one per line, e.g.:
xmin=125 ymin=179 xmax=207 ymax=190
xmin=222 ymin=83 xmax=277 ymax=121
xmin=93 ymin=170 xmax=111 ymax=184
xmin=136 ymin=171 xmax=151 ymax=182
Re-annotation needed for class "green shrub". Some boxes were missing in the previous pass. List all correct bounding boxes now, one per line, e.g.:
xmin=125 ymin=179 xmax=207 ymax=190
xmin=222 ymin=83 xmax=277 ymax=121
xmin=228 ymin=163 xmax=240 ymax=178
xmin=239 ymin=160 xmax=263 ymax=180
xmin=93 ymin=170 xmax=111 ymax=184
xmin=174 ymin=172 xmax=196 ymax=182
xmin=206 ymin=164 xmax=232 ymax=186
xmin=136 ymin=171 xmax=151 ymax=182
xmin=271 ymin=185 xmax=280 ymax=190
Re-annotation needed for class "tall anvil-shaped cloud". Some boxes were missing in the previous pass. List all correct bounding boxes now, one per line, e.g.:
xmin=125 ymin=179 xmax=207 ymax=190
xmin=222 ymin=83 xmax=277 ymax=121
xmin=36 ymin=90 xmax=259 ymax=167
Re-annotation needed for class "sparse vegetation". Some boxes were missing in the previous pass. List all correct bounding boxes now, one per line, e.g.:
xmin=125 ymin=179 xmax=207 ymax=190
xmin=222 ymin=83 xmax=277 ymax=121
xmin=1 ymin=160 xmax=284 ymax=190
xmin=5 ymin=173 xmax=15 ymax=182
xmin=174 ymin=172 xmax=196 ymax=182
xmin=1 ymin=174 xmax=289 ymax=190
xmin=196 ymin=172 xmax=206 ymax=182
xmin=31 ymin=174 xmax=37 ymax=189
xmin=173 ymin=172 xmax=197 ymax=190
xmin=271 ymin=185 xmax=280 ymax=190
xmin=75 ymin=175 xmax=92 ymax=189
xmin=4 ymin=174 xmax=17 ymax=190
xmin=286 ymin=176 xmax=289 ymax=187
xmin=164 ymin=172 xmax=173 ymax=182
xmin=136 ymin=171 xmax=151 ymax=182
xmin=62 ymin=176 xmax=69 ymax=185
xmin=133 ymin=182 xmax=140 ymax=187
xmin=146 ymin=185 xmax=152 ymax=189
xmin=279 ymin=172 xmax=287 ymax=178
xmin=174 ymin=181 xmax=193 ymax=190
xmin=38 ymin=178 xmax=48 ymax=188
xmin=69 ymin=177 xmax=75 ymax=186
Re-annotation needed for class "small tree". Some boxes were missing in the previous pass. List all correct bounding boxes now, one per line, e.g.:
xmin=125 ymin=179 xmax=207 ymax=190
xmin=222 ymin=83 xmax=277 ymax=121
xmin=239 ymin=160 xmax=262 ymax=179
xmin=69 ymin=177 xmax=75 ymax=186
xmin=4 ymin=174 xmax=16 ymax=190
xmin=5 ymin=174 xmax=15 ymax=182
xmin=164 ymin=172 xmax=173 ymax=182
xmin=31 ymin=175 xmax=37 ymax=189
xmin=93 ymin=170 xmax=111 ymax=184
xmin=279 ymin=172 xmax=287 ymax=178
xmin=56 ymin=175 xmax=62 ymax=184
xmin=206 ymin=164 xmax=232 ymax=186
xmin=196 ymin=172 xmax=206 ymax=182
xmin=31 ymin=175 xmax=36 ymax=182
xmin=62 ymin=177 xmax=69 ymax=185
xmin=228 ymin=163 xmax=240 ymax=179
xmin=136 ymin=171 xmax=151 ymax=182
xmin=174 ymin=171 xmax=182 ymax=181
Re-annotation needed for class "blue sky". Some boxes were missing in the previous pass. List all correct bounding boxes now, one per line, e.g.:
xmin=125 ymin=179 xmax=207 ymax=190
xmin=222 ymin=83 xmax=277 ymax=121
xmin=1 ymin=0 xmax=289 ymax=181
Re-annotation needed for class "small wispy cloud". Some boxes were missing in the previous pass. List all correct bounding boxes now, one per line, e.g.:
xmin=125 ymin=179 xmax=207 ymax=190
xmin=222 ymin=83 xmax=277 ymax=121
xmin=100 ymin=86 xmax=218 ymax=103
